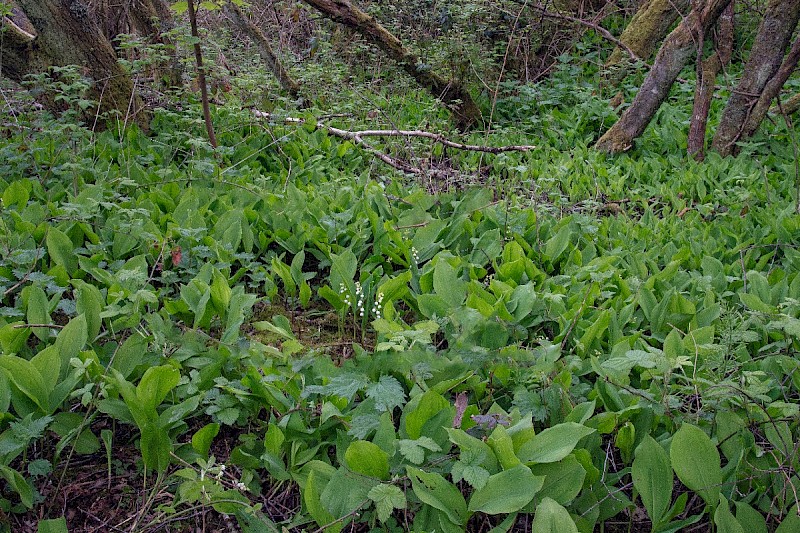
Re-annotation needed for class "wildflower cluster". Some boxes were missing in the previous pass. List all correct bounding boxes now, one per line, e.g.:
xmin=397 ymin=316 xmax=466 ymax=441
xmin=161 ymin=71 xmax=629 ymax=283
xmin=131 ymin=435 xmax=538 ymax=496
xmin=355 ymin=281 xmax=365 ymax=317
xmin=411 ymin=246 xmax=420 ymax=264
xmin=372 ymin=291 xmax=384 ymax=320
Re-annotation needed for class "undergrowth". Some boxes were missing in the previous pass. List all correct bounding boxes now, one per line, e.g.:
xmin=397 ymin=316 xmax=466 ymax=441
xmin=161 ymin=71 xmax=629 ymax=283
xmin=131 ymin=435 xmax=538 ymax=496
xmin=0 ymin=57 xmax=799 ymax=533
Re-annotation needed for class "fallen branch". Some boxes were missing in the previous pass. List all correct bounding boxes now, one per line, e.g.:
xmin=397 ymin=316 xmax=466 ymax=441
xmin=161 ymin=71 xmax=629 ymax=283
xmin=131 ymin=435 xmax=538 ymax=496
xmin=252 ymin=110 xmax=536 ymax=175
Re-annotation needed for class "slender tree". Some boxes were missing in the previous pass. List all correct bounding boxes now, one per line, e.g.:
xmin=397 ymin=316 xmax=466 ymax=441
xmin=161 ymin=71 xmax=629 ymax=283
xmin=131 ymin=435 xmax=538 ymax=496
xmin=711 ymin=0 xmax=800 ymax=156
xmin=595 ymin=0 xmax=732 ymax=153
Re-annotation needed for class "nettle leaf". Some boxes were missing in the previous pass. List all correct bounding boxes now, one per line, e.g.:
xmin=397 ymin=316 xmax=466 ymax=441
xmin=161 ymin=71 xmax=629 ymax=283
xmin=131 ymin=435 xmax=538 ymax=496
xmin=451 ymin=449 xmax=490 ymax=490
xmin=398 ymin=437 xmax=441 ymax=465
xmin=305 ymin=372 xmax=370 ymax=402
xmin=468 ymin=464 xmax=544 ymax=515
xmin=670 ymin=423 xmax=721 ymax=508
xmin=517 ymin=423 xmax=595 ymax=464
xmin=365 ymin=376 xmax=406 ymax=412
xmin=367 ymin=483 xmax=406 ymax=523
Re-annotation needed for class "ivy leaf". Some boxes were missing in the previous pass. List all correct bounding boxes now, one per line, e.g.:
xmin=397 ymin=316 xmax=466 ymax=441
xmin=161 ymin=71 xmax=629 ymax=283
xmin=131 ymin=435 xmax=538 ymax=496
xmin=367 ymin=483 xmax=406 ymax=523
xmin=398 ymin=437 xmax=441 ymax=464
xmin=366 ymin=376 xmax=406 ymax=412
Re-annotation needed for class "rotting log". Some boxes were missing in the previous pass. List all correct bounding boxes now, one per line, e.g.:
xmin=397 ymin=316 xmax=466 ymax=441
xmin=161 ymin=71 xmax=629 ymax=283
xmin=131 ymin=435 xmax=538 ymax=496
xmin=711 ymin=0 xmax=800 ymax=156
xmin=301 ymin=0 xmax=482 ymax=130
xmin=595 ymin=0 xmax=732 ymax=153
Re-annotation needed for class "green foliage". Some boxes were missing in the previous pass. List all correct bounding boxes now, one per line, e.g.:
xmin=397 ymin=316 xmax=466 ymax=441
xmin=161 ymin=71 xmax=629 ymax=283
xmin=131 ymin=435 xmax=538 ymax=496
xmin=1 ymin=41 xmax=800 ymax=532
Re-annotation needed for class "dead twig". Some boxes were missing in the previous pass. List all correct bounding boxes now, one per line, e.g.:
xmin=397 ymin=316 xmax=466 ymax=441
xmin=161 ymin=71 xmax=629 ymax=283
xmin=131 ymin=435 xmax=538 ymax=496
xmin=252 ymin=111 xmax=536 ymax=175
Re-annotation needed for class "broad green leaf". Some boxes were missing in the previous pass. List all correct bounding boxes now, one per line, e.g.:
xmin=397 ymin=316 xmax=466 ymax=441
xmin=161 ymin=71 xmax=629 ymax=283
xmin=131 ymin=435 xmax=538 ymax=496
xmin=46 ymin=227 xmax=78 ymax=274
xmin=407 ymin=466 xmax=467 ymax=526
xmin=632 ymin=435 xmax=672 ymax=526
xmin=530 ymin=455 xmax=586 ymax=505
xmin=775 ymin=506 xmax=800 ymax=533
xmin=74 ymin=280 xmax=103 ymax=340
xmin=670 ymin=423 xmax=721 ymax=508
xmin=0 ymin=355 xmax=50 ymax=414
xmin=30 ymin=345 xmax=61 ymax=393
xmin=210 ymin=268 xmax=232 ymax=314
xmin=328 ymin=249 xmax=357 ymax=295
xmin=23 ymin=285 xmax=50 ymax=342
xmin=433 ymin=259 xmax=465 ymax=308
xmin=739 ymin=292 xmax=774 ymax=313
xmin=544 ymin=224 xmax=572 ymax=263
xmin=304 ymin=462 xmax=341 ymax=532
xmin=345 ymin=440 xmax=390 ymax=480
xmin=140 ymin=421 xmax=171 ymax=473
xmin=517 ymin=423 xmax=595 ymax=464
xmin=111 ymin=333 xmax=148 ymax=379
xmin=734 ymin=501 xmax=767 ymax=533
xmin=714 ymin=496 xmax=745 ymax=533
xmin=367 ymin=483 xmax=406 ymax=523
xmin=468 ymin=464 xmax=543 ymax=514
xmin=136 ymin=365 xmax=180 ymax=412
xmin=531 ymin=497 xmax=579 ymax=533
xmin=2 ymin=180 xmax=29 ymax=210
xmin=0 ymin=464 xmax=33 ymax=508
xmin=37 ymin=517 xmax=68 ymax=533
xmin=320 ymin=468 xmax=379 ymax=520
xmin=54 ymin=313 xmax=88 ymax=372
xmin=405 ymin=389 xmax=449 ymax=440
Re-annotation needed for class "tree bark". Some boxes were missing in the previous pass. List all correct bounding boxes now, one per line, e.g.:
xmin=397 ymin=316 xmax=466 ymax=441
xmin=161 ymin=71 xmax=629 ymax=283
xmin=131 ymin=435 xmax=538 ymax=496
xmin=222 ymin=3 xmax=301 ymax=98
xmin=301 ymin=0 xmax=482 ymax=130
xmin=771 ymin=92 xmax=800 ymax=116
xmin=603 ymin=0 xmax=690 ymax=83
xmin=4 ymin=0 xmax=146 ymax=127
xmin=687 ymin=1 xmax=733 ymax=159
xmin=595 ymin=0 xmax=732 ymax=153
xmin=711 ymin=0 xmax=800 ymax=156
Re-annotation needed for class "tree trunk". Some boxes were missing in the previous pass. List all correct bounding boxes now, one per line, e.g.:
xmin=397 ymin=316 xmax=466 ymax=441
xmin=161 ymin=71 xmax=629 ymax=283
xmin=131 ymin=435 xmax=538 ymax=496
xmin=687 ymin=1 xmax=734 ymax=159
xmin=603 ymin=0 xmax=690 ymax=83
xmin=90 ymin=0 xmax=182 ymax=88
xmin=301 ymin=0 xmax=482 ymax=130
xmin=711 ymin=0 xmax=800 ymax=156
xmin=4 ymin=0 xmax=146 ymax=127
xmin=595 ymin=0 xmax=732 ymax=153
xmin=222 ymin=3 xmax=301 ymax=98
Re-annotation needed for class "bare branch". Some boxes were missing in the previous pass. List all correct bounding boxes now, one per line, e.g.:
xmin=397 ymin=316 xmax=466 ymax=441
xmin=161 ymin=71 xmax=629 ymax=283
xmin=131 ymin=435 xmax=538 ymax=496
xmin=252 ymin=111 xmax=536 ymax=175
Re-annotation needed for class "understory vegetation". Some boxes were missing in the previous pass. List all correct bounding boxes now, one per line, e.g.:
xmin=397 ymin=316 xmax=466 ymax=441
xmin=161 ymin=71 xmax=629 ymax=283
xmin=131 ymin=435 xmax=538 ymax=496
xmin=1 ymin=5 xmax=800 ymax=532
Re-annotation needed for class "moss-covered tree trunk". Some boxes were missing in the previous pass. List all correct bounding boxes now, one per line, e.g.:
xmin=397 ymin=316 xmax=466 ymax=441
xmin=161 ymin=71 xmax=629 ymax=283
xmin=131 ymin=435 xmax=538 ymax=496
xmin=687 ymin=1 xmax=734 ymax=159
xmin=595 ymin=0 xmax=732 ymax=153
xmin=3 ymin=0 xmax=146 ymax=126
xmin=301 ymin=0 xmax=481 ymax=130
xmin=222 ymin=3 xmax=301 ymax=98
xmin=711 ymin=0 xmax=800 ymax=156
xmin=603 ymin=0 xmax=689 ymax=83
